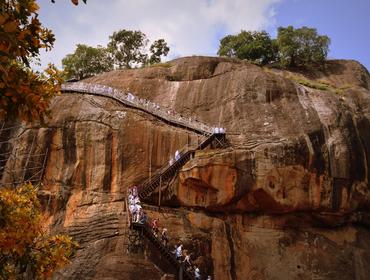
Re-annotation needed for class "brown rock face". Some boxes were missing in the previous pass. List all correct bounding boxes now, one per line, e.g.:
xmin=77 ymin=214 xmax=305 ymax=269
xmin=1 ymin=56 xmax=370 ymax=279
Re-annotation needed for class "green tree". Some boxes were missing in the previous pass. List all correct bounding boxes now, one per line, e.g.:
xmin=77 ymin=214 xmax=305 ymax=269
xmin=62 ymin=44 xmax=113 ymax=80
xmin=108 ymin=29 xmax=170 ymax=68
xmin=276 ymin=26 xmax=330 ymax=67
xmin=148 ymin=39 xmax=170 ymax=65
xmin=108 ymin=30 xmax=148 ymax=69
xmin=217 ymin=30 xmax=276 ymax=64
xmin=0 ymin=0 xmax=63 ymax=123
xmin=0 ymin=183 xmax=78 ymax=279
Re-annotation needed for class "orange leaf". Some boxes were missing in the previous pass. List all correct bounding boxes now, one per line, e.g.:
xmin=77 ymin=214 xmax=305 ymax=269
xmin=32 ymin=95 xmax=41 ymax=103
xmin=0 ymin=42 xmax=10 ymax=53
xmin=18 ymin=30 xmax=26 ymax=40
xmin=0 ymin=14 xmax=8 ymax=25
xmin=3 ymin=21 xmax=18 ymax=33
xmin=28 ymin=2 xmax=39 ymax=13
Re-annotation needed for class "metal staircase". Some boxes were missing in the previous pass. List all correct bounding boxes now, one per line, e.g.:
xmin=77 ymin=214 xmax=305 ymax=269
xmin=138 ymin=132 xmax=225 ymax=199
xmin=61 ymin=82 xmax=227 ymax=200
xmin=62 ymin=82 xmax=225 ymax=279
xmin=131 ymin=133 xmax=225 ymax=279
xmin=131 ymin=221 xmax=193 ymax=280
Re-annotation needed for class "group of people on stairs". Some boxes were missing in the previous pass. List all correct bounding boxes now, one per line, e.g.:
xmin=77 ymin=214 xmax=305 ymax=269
xmin=63 ymin=82 xmax=215 ymax=134
xmin=212 ymin=127 xmax=225 ymax=134
xmin=173 ymin=243 xmax=200 ymax=277
xmin=155 ymin=221 xmax=210 ymax=280
xmin=128 ymin=186 xmax=212 ymax=280
xmin=128 ymin=186 xmax=147 ymax=224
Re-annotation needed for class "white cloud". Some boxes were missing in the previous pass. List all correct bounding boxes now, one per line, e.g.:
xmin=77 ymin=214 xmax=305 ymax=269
xmin=37 ymin=0 xmax=280 ymax=69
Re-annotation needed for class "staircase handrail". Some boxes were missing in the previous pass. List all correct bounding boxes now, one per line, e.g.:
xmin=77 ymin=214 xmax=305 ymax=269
xmin=138 ymin=142 xmax=198 ymax=187
xmin=61 ymin=82 xmax=213 ymax=135
xmin=137 ymin=133 xmax=221 ymax=198
xmin=131 ymin=219 xmax=193 ymax=280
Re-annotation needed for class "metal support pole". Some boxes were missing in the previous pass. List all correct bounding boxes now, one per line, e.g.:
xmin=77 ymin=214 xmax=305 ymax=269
xmin=149 ymin=128 xmax=152 ymax=181
xmin=179 ymin=265 xmax=183 ymax=280
xmin=38 ymin=148 xmax=49 ymax=184
xmin=158 ymin=176 xmax=161 ymax=209
xmin=22 ymin=133 xmax=36 ymax=182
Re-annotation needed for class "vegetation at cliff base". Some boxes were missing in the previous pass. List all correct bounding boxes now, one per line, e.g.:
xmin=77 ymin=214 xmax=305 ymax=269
xmin=218 ymin=26 xmax=330 ymax=68
xmin=0 ymin=184 xmax=78 ymax=279
xmin=1 ymin=1 xmax=79 ymax=278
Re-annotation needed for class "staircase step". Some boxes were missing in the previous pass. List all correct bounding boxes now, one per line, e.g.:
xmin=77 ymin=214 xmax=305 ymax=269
xmin=138 ymin=134 xmax=217 ymax=200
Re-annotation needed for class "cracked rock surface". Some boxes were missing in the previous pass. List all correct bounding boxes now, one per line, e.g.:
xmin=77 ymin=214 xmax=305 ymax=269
xmin=1 ymin=56 xmax=370 ymax=279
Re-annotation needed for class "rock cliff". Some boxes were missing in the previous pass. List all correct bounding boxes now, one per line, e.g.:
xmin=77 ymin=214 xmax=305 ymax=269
xmin=1 ymin=56 xmax=370 ymax=279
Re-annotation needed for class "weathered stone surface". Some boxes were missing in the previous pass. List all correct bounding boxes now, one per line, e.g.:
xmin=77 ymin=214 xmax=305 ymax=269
xmin=86 ymin=56 xmax=370 ymax=215
xmin=1 ymin=56 xmax=370 ymax=279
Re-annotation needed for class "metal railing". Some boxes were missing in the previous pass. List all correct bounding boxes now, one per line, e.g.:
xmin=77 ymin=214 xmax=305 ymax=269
xmin=130 ymin=217 xmax=194 ymax=280
xmin=137 ymin=132 xmax=226 ymax=199
xmin=61 ymin=82 xmax=213 ymax=135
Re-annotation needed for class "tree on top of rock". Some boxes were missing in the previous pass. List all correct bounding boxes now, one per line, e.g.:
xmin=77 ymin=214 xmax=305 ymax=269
xmin=108 ymin=30 xmax=148 ymax=69
xmin=108 ymin=29 xmax=170 ymax=69
xmin=276 ymin=26 xmax=330 ymax=68
xmin=62 ymin=44 xmax=113 ymax=80
xmin=217 ymin=30 xmax=277 ymax=65
xmin=217 ymin=26 xmax=331 ymax=69
xmin=148 ymin=39 xmax=170 ymax=65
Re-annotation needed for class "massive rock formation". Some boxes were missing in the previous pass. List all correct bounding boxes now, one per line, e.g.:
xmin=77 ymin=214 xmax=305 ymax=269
xmin=1 ymin=56 xmax=370 ymax=279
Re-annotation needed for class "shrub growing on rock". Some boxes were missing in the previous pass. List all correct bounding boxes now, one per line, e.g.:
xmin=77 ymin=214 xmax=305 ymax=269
xmin=62 ymin=44 xmax=113 ymax=80
xmin=218 ymin=26 xmax=330 ymax=68
xmin=276 ymin=26 xmax=330 ymax=68
xmin=217 ymin=30 xmax=276 ymax=65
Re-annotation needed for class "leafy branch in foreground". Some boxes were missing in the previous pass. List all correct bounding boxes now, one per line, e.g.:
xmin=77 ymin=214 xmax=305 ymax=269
xmin=0 ymin=0 xmax=63 ymax=123
xmin=0 ymin=183 xmax=78 ymax=279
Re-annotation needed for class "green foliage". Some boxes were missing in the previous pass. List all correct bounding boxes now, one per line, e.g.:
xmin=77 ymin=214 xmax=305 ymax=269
xmin=0 ymin=183 xmax=78 ymax=279
xmin=107 ymin=29 xmax=170 ymax=69
xmin=276 ymin=26 xmax=330 ymax=68
xmin=287 ymin=73 xmax=347 ymax=93
xmin=218 ymin=26 xmax=331 ymax=69
xmin=61 ymin=30 xmax=170 ymax=73
xmin=217 ymin=30 xmax=276 ymax=64
xmin=295 ymin=78 xmax=329 ymax=90
xmin=108 ymin=29 xmax=148 ymax=69
xmin=62 ymin=44 xmax=113 ymax=80
xmin=148 ymin=39 xmax=170 ymax=65
xmin=148 ymin=62 xmax=172 ymax=68
xmin=0 ymin=0 xmax=63 ymax=123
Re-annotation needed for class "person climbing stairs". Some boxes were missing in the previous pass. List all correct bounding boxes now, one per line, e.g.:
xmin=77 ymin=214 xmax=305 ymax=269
xmin=131 ymin=221 xmax=193 ymax=280
xmin=62 ymin=82 xmax=226 ymax=280
xmin=138 ymin=131 xmax=226 ymax=200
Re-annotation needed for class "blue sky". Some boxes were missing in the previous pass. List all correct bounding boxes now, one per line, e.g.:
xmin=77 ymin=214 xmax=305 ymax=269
xmin=269 ymin=0 xmax=370 ymax=70
xmin=37 ymin=0 xmax=370 ymax=71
